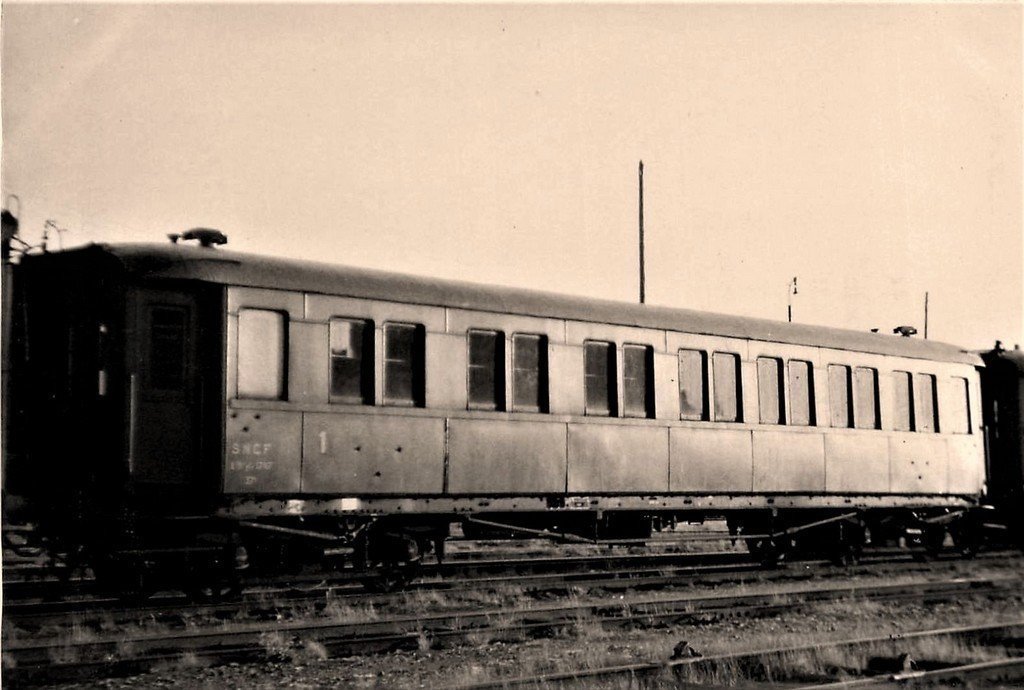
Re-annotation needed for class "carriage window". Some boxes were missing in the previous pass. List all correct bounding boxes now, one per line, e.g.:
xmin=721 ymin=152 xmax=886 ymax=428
xmin=384 ymin=322 xmax=425 ymax=407
xmin=149 ymin=306 xmax=188 ymax=392
xmin=330 ymin=318 xmax=374 ymax=404
xmin=585 ymin=341 xmax=617 ymax=416
xmin=512 ymin=333 xmax=547 ymax=412
xmin=892 ymin=371 xmax=914 ymax=431
xmin=712 ymin=352 xmax=742 ymax=422
xmin=828 ymin=364 xmax=853 ymax=428
xmin=948 ymin=376 xmax=971 ymax=434
xmin=789 ymin=360 xmax=815 ymax=426
xmin=854 ymin=367 xmax=880 ymax=429
xmin=237 ymin=309 xmax=286 ymax=400
xmin=678 ymin=349 xmax=708 ymax=421
xmin=914 ymin=373 xmax=938 ymax=432
xmin=757 ymin=357 xmax=785 ymax=425
xmin=468 ymin=330 xmax=504 ymax=410
xmin=623 ymin=344 xmax=654 ymax=418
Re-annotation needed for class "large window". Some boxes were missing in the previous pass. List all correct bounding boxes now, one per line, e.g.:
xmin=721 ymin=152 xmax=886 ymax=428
xmin=383 ymin=322 xmax=425 ymax=407
xmin=237 ymin=309 xmax=287 ymax=400
xmin=788 ymin=360 xmax=815 ymax=426
xmin=678 ymin=349 xmax=708 ymax=421
xmin=914 ymin=373 xmax=938 ymax=432
xmin=757 ymin=357 xmax=785 ymax=425
xmin=948 ymin=376 xmax=972 ymax=434
xmin=512 ymin=333 xmax=547 ymax=412
xmin=623 ymin=344 xmax=654 ymax=418
xmin=853 ymin=367 xmax=880 ymax=430
xmin=828 ymin=364 xmax=852 ymax=428
xmin=585 ymin=341 xmax=617 ymax=416
xmin=330 ymin=318 xmax=374 ymax=404
xmin=712 ymin=352 xmax=742 ymax=422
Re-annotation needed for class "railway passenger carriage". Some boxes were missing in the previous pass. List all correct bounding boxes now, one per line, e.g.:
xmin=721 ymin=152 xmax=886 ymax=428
xmin=3 ymin=233 xmax=997 ymax=592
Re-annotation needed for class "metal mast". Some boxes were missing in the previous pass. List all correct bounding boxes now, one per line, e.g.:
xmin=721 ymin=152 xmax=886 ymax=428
xmin=638 ymin=160 xmax=645 ymax=304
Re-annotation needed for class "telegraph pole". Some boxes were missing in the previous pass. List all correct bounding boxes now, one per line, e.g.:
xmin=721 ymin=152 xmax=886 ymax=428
xmin=638 ymin=160 xmax=645 ymax=304
xmin=787 ymin=277 xmax=798 ymax=322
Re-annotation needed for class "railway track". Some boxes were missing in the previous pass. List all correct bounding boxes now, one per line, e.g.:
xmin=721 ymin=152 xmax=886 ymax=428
xmin=6 ymin=549 xmax=1013 ymax=631
xmin=458 ymin=619 xmax=1024 ymax=688
xmin=5 ymin=572 xmax=1021 ymax=686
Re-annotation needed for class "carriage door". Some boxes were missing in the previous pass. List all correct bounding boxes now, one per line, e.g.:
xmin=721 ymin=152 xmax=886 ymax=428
xmin=130 ymin=288 xmax=201 ymax=490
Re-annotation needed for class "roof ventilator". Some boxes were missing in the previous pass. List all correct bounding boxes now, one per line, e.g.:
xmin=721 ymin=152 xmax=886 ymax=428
xmin=168 ymin=228 xmax=228 ymax=248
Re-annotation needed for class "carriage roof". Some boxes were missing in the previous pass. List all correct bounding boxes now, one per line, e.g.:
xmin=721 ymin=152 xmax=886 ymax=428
xmin=32 ymin=242 xmax=982 ymax=366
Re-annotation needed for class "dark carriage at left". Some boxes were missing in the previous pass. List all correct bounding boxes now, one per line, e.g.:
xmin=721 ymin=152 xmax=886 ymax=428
xmin=6 ymin=235 xmax=239 ymax=595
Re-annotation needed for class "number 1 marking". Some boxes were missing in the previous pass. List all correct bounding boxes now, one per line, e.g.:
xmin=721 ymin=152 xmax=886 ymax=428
xmin=318 ymin=430 xmax=328 ymax=454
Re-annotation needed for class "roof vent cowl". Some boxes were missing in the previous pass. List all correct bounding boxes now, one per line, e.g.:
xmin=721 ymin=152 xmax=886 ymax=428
xmin=168 ymin=228 xmax=228 ymax=248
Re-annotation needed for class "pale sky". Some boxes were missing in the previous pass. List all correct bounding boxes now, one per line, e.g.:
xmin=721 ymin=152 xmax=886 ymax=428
xmin=2 ymin=3 xmax=1021 ymax=350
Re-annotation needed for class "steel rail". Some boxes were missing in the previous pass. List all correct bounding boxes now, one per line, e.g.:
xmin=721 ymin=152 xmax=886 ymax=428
xmin=793 ymin=656 xmax=1024 ymax=688
xmin=5 ymin=575 xmax=1022 ymax=686
xmin=8 ymin=549 xmax=1015 ymax=630
xmin=457 ymin=619 xmax=1024 ymax=689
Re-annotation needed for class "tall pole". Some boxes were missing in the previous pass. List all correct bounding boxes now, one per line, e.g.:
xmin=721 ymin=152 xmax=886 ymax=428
xmin=638 ymin=160 xmax=645 ymax=305
xmin=787 ymin=277 xmax=797 ymax=323
xmin=924 ymin=291 xmax=929 ymax=339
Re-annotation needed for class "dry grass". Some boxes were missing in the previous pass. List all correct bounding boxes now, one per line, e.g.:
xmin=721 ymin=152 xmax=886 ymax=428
xmin=670 ymin=633 xmax=1015 ymax=686
xmin=149 ymin=650 xmax=210 ymax=674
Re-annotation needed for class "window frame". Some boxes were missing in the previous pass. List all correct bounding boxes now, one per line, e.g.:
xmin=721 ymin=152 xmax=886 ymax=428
xmin=622 ymin=343 xmax=655 ymax=419
xmin=712 ymin=351 xmax=743 ymax=423
xmin=853 ymin=366 xmax=881 ymax=430
xmin=757 ymin=356 xmax=786 ymax=425
xmin=584 ymin=340 xmax=617 ymax=417
xmin=237 ymin=308 xmax=288 ymax=401
xmin=147 ymin=304 xmax=190 ymax=395
xmin=892 ymin=370 xmax=915 ymax=432
xmin=913 ymin=372 xmax=939 ymax=433
xmin=677 ymin=348 xmax=709 ymax=421
xmin=788 ymin=359 xmax=816 ymax=427
xmin=949 ymin=376 xmax=972 ymax=435
xmin=328 ymin=317 xmax=375 ymax=405
xmin=828 ymin=364 xmax=853 ymax=428
xmin=467 ymin=329 xmax=505 ymax=411
xmin=382 ymin=321 xmax=425 ymax=407
xmin=511 ymin=332 xmax=548 ymax=413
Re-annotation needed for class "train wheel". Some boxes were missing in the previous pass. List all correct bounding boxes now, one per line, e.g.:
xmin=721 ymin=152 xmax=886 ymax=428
xmin=747 ymin=537 xmax=790 ymax=567
xmin=828 ymin=521 xmax=866 ymax=567
xmin=185 ymin=568 xmax=242 ymax=602
xmin=358 ymin=531 xmax=423 ymax=593
xmin=362 ymin=562 xmax=420 ymax=593
xmin=951 ymin=519 xmax=981 ymax=559
xmin=918 ymin=526 xmax=947 ymax=560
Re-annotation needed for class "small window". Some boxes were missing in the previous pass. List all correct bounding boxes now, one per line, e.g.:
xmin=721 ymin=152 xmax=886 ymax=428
xmin=712 ymin=352 xmax=742 ymax=422
xmin=585 ymin=341 xmax=617 ymax=416
xmin=828 ymin=364 xmax=853 ymax=428
xmin=892 ymin=371 xmax=914 ymax=431
xmin=757 ymin=357 xmax=785 ymax=425
xmin=468 ymin=330 xmax=505 ymax=411
xmin=788 ymin=360 xmax=815 ymax=426
xmin=914 ymin=373 xmax=938 ymax=432
xmin=678 ymin=349 xmax=709 ymax=421
xmin=948 ymin=377 xmax=972 ymax=434
xmin=330 ymin=318 xmax=374 ymax=404
xmin=238 ymin=309 xmax=286 ymax=400
xmin=853 ymin=367 xmax=880 ymax=430
xmin=384 ymin=322 xmax=425 ymax=407
xmin=512 ymin=333 xmax=548 ymax=412
xmin=149 ymin=306 xmax=188 ymax=392
xmin=623 ymin=344 xmax=654 ymax=418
